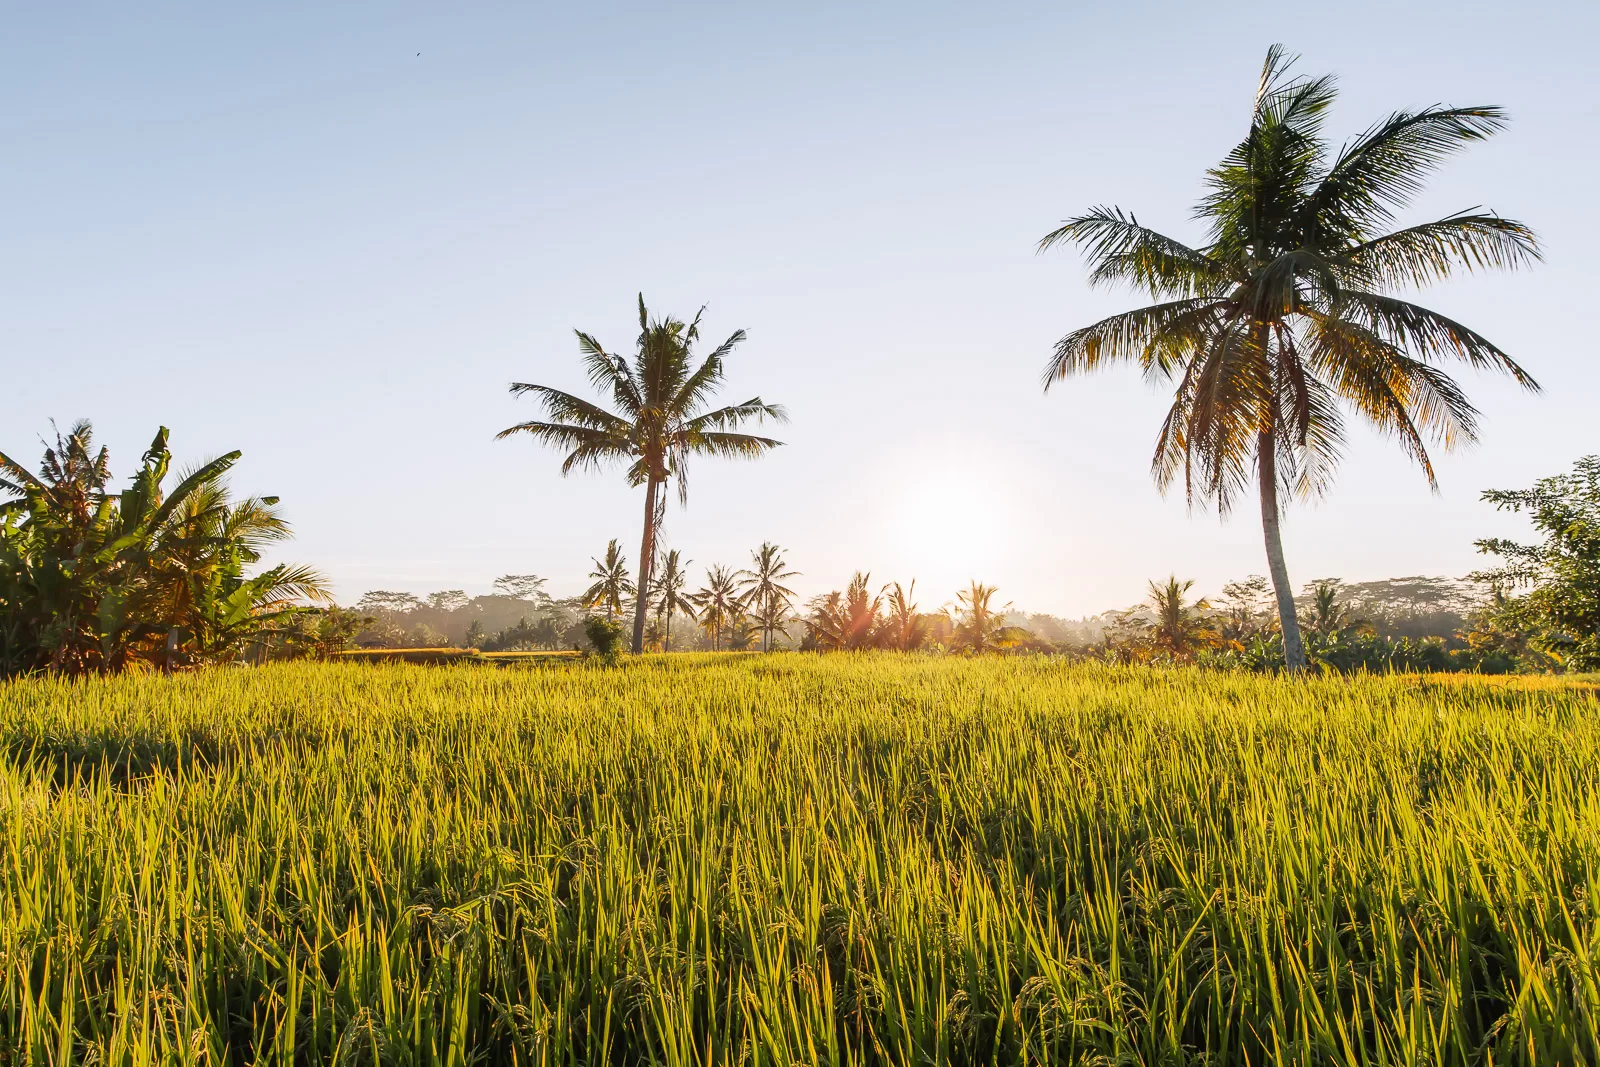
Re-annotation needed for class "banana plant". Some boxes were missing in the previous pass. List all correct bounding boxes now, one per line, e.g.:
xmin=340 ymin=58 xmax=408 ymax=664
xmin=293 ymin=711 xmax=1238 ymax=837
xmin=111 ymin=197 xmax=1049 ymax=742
xmin=0 ymin=423 xmax=327 ymax=675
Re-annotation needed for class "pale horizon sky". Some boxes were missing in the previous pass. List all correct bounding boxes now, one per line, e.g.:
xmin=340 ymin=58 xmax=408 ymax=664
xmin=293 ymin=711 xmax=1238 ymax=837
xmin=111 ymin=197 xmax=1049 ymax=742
xmin=5 ymin=2 xmax=1595 ymax=617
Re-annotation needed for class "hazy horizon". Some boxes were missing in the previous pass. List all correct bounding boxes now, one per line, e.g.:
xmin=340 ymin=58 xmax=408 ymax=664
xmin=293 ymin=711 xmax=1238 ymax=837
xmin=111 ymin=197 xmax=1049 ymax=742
xmin=7 ymin=1 xmax=1595 ymax=617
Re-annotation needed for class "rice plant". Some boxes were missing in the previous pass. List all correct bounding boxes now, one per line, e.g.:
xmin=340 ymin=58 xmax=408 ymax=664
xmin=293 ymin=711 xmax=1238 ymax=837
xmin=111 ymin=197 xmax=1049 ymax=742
xmin=1 ymin=656 xmax=1596 ymax=1064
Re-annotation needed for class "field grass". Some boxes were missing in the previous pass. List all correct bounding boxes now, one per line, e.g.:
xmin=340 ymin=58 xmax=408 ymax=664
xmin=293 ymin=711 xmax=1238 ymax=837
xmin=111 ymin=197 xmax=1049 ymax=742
xmin=330 ymin=649 xmax=583 ymax=665
xmin=1 ymin=656 xmax=1596 ymax=1065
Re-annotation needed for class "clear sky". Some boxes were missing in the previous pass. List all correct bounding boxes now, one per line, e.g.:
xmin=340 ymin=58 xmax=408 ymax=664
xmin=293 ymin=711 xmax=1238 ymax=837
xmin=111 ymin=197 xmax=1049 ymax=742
xmin=5 ymin=1 xmax=1595 ymax=616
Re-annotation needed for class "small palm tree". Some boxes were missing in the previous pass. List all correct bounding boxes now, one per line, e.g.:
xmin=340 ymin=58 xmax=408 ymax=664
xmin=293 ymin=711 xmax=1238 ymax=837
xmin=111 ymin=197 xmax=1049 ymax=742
xmin=498 ymin=296 xmax=787 ymax=653
xmin=804 ymin=573 xmax=881 ymax=651
xmin=950 ymin=581 xmax=1021 ymax=654
xmin=736 ymin=542 xmax=800 ymax=652
xmin=1039 ymin=47 xmax=1540 ymax=670
xmin=689 ymin=564 xmax=741 ymax=651
xmin=650 ymin=549 xmax=695 ymax=652
xmin=880 ymin=581 xmax=930 ymax=651
xmin=1145 ymin=576 xmax=1218 ymax=660
xmin=1303 ymin=581 xmax=1372 ymax=641
xmin=581 ymin=539 xmax=635 ymax=621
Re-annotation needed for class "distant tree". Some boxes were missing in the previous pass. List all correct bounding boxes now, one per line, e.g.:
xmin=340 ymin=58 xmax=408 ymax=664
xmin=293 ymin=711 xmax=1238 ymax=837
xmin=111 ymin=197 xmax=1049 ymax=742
xmin=1321 ymin=575 xmax=1480 ymax=640
xmin=804 ymin=573 xmax=881 ymax=651
xmin=464 ymin=619 xmax=486 ymax=649
xmin=426 ymin=589 xmax=469 ymax=612
xmin=1216 ymin=575 xmax=1274 ymax=643
xmin=725 ymin=613 xmax=760 ymax=651
xmin=650 ymin=549 xmax=695 ymax=652
xmin=271 ymin=605 xmax=371 ymax=660
xmin=880 ymin=581 xmax=931 ymax=651
xmin=736 ymin=542 xmax=800 ymax=652
xmin=1039 ymin=46 xmax=1540 ymax=670
xmin=1472 ymin=456 xmax=1600 ymax=670
xmin=950 ymin=581 xmax=1022 ymax=654
xmin=581 ymin=539 xmax=635 ymax=621
xmin=583 ymin=614 xmax=626 ymax=663
xmin=358 ymin=590 xmax=424 ymax=614
xmin=494 ymin=574 xmax=549 ymax=602
xmin=1301 ymin=581 xmax=1372 ymax=641
xmin=497 ymin=295 xmax=786 ymax=653
xmin=689 ymin=565 xmax=742 ymax=651
xmin=1144 ymin=576 xmax=1218 ymax=660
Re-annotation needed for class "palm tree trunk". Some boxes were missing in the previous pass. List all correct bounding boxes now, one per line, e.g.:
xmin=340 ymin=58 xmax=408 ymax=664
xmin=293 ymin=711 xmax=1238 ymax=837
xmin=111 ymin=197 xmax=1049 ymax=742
xmin=1258 ymin=431 xmax=1308 ymax=671
xmin=631 ymin=475 xmax=660 ymax=654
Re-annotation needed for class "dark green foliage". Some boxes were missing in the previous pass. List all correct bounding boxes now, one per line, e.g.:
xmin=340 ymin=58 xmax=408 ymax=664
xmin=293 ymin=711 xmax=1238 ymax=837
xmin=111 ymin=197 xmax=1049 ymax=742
xmin=0 ymin=422 xmax=325 ymax=676
xmin=583 ymin=614 xmax=625 ymax=662
xmin=1473 ymin=455 xmax=1600 ymax=670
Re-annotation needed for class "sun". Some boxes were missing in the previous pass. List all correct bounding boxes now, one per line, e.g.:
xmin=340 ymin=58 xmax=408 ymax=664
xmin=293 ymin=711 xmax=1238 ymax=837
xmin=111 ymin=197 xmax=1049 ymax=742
xmin=887 ymin=467 xmax=1016 ymax=587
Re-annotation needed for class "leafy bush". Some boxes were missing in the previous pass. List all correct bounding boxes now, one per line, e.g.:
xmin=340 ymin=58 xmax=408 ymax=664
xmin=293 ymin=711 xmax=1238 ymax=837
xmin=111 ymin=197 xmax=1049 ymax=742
xmin=582 ymin=614 xmax=626 ymax=662
xmin=0 ymin=422 xmax=325 ymax=676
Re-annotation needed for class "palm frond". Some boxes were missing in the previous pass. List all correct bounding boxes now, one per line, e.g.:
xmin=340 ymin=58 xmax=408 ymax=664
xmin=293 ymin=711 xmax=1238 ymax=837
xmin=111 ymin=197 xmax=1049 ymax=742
xmin=1039 ymin=207 xmax=1227 ymax=297
xmin=673 ymin=330 xmax=747 ymax=415
xmin=507 ymin=384 xmax=633 ymax=434
xmin=684 ymin=398 xmax=788 ymax=432
xmin=1335 ymin=291 xmax=1538 ymax=388
xmin=247 ymin=563 xmax=335 ymax=607
xmin=684 ymin=431 xmax=785 ymax=459
xmin=1043 ymin=299 xmax=1223 ymax=389
xmin=1304 ymin=312 xmax=1482 ymax=474
xmin=1303 ymin=106 xmax=1510 ymax=235
xmin=1341 ymin=212 xmax=1540 ymax=289
xmin=574 ymin=332 xmax=643 ymax=417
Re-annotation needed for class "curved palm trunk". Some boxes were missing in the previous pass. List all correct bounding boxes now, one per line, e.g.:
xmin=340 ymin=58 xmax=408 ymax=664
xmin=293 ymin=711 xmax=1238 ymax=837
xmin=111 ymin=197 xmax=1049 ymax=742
xmin=631 ymin=475 xmax=660 ymax=654
xmin=1258 ymin=431 xmax=1308 ymax=671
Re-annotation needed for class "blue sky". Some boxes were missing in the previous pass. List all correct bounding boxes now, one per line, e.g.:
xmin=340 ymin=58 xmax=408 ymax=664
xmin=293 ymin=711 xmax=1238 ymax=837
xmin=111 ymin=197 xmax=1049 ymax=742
xmin=5 ymin=1 xmax=1595 ymax=615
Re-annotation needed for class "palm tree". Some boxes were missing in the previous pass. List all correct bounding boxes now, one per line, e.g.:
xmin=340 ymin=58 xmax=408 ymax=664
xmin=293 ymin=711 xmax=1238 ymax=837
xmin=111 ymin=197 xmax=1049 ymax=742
xmin=581 ymin=539 xmax=635 ymax=621
xmin=1303 ymin=581 xmax=1372 ymax=641
xmin=689 ymin=564 xmax=741 ymax=651
xmin=880 ymin=580 xmax=930 ymax=651
xmin=950 ymin=581 xmax=1020 ymax=654
xmin=736 ymin=542 xmax=800 ymax=652
xmin=804 ymin=573 xmax=881 ymax=651
xmin=1145 ymin=576 xmax=1218 ymax=660
xmin=1038 ymin=47 xmax=1540 ymax=670
xmin=498 ymin=296 xmax=787 ymax=652
xmin=650 ymin=548 xmax=695 ymax=652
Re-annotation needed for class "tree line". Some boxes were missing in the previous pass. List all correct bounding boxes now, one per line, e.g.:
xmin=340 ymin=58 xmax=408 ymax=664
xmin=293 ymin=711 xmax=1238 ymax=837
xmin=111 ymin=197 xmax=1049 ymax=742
xmin=1 ymin=427 xmax=1592 ymax=675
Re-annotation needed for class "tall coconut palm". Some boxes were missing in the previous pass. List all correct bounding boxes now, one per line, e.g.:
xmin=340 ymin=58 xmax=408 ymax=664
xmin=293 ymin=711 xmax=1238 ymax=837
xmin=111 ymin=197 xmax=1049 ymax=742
xmin=1039 ymin=47 xmax=1540 ymax=670
xmin=689 ymin=564 xmax=741 ymax=651
xmin=650 ymin=548 xmax=695 ymax=652
xmin=498 ymin=296 xmax=787 ymax=652
xmin=736 ymin=542 xmax=800 ymax=652
xmin=581 ymin=539 xmax=635 ymax=621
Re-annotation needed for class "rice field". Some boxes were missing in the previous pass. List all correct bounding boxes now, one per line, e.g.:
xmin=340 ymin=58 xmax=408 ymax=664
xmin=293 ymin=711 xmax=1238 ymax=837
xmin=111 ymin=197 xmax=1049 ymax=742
xmin=1 ymin=656 xmax=1596 ymax=1065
